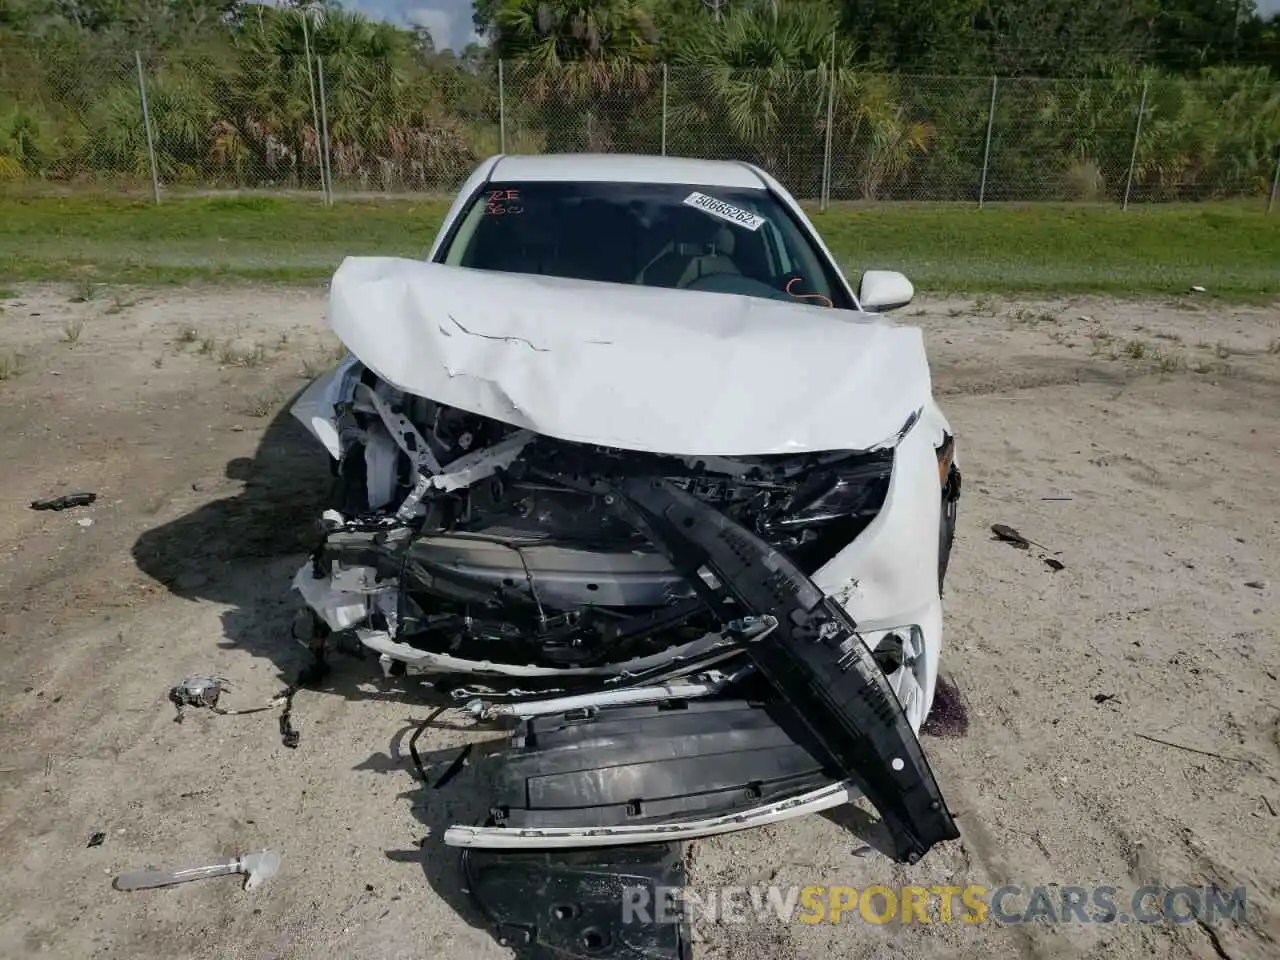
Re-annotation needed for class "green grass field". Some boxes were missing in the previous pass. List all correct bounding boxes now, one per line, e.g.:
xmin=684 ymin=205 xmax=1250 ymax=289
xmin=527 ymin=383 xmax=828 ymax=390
xmin=1 ymin=194 xmax=1276 ymax=299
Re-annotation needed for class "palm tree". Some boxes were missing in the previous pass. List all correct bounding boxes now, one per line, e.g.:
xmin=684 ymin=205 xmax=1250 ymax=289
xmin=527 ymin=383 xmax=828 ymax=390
xmin=492 ymin=0 xmax=660 ymax=64
xmin=88 ymin=73 xmax=214 ymax=184
xmin=493 ymin=0 xmax=664 ymax=153
xmin=669 ymin=1 xmax=931 ymax=199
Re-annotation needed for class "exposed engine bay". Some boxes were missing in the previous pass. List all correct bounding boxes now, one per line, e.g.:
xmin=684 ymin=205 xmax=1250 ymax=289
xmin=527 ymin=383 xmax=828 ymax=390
xmin=303 ymin=363 xmax=897 ymax=683
xmin=290 ymin=256 xmax=963 ymax=959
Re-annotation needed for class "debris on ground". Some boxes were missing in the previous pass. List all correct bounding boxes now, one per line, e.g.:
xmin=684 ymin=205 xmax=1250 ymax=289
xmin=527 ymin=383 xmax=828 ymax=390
xmin=1135 ymin=733 xmax=1256 ymax=767
xmin=1244 ymin=580 xmax=1265 ymax=590
xmin=275 ymin=653 xmax=331 ymax=750
xmin=991 ymin=523 xmax=1051 ymax=551
xmin=86 ymin=832 xmax=106 ymax=848
xmin=30 ymin=492 xmax=97 ymax=511
xmin=168 ymin=676 xmax=282 ymax=725
xmin=113 ymin=850 xmax=281 ymax=893
xmin=991 ymin=524 xmax=1067 ymax=572
xmin=1093 ymin=693 xmax=1120 ymax=705
xmin=168 ymin=676 xmax=229 ymax=721
xmin=76 ymin=517 xmax=93 ymax=529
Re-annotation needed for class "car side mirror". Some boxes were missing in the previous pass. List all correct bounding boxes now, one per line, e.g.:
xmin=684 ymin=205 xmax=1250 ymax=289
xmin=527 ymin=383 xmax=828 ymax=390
xmin=858 ymin=270 xmax=914 ymax=312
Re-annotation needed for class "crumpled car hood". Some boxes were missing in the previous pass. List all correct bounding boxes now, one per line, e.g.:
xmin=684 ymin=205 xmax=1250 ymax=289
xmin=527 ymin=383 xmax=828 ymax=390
xmin=326 ymin=256 xmax=932 ymax=456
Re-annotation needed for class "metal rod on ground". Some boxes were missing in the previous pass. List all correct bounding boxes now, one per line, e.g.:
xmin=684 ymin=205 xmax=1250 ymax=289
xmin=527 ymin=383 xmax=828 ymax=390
xmin=1122 ymin=77 xmax=1149 ymax=212
xmin=300 ymin=11 xmax=327 ymax=203
xmin=1268 ymin=146 xmax=1280 ymax=214
xmin=820 ymin=34 xmax=836 ymax=211
xmin=317 ymin=56 xmax=334 ymax=206
xmin=498 ymin=60 xmax=506 ymax=154
xmin=978 ymin=75 xmax=998 ymax=209
xmin=661 ymin=63 xmax=668 ymax=157
xmin=134 ymin=51 xmax=161 ymax=205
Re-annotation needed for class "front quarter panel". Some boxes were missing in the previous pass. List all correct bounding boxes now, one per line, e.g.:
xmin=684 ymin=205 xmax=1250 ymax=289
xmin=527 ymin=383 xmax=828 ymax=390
xmin=811 ymin=422 xmax=944 ymax=725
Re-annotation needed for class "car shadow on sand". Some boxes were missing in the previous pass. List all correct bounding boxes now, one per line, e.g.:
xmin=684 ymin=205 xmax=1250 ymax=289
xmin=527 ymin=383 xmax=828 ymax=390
xmin=129 ymin=391 xmax=405 ymax=701
xmin=131 ymin=396 xmax=522 ymax=950
xmin=378 ymin=717 xmax=507 ymax=947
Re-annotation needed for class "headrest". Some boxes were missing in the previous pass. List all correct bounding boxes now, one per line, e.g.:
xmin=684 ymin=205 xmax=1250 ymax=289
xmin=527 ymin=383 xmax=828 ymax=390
xmin=712 ymin=225 xmax=736 ymax=256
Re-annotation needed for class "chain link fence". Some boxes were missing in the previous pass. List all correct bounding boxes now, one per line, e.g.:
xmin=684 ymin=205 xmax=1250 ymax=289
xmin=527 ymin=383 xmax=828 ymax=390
xmin=3 ymin=51 xmax=1279 ymax=209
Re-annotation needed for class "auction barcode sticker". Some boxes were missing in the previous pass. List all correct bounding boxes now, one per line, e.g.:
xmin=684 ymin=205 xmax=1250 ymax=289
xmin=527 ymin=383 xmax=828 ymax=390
xmin=682 ymin=192 xmax=767 ymax=231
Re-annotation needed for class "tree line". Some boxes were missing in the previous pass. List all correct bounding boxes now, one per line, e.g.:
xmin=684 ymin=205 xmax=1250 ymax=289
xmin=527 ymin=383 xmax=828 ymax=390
xmin=1 ymin=0 xmax=1278 ymax=201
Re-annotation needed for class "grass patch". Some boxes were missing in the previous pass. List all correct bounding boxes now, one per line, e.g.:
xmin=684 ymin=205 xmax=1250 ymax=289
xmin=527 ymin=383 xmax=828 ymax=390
xmin=69 ymin=275 xmax=99 ymax=302
xmin=60 ymin=316 xmax=85 ymax=343
xmin=299 ymin=340 xmax=350 ymax=379
xmin=1152 ymin=347 xmax=1186 ymax=373
xmin=241 ymin=389 xmax=282 ymax=417
xmin=104 ymin=292 xmax=138 ymax=315
xmin=218 ymin=341 xmax=268 ymax=368
xmin=814 ymin=201 xmax=1280 ymax=299
xmin=0 ymin=196 xmax=1278 ymax=299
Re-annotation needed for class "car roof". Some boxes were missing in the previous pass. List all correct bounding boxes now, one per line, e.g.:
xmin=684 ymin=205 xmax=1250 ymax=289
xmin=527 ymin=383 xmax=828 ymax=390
xmin=487 ymin=153 xmax=769 ymax=189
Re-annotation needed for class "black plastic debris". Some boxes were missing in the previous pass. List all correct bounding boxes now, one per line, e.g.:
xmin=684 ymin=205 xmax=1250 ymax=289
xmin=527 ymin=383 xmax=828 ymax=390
xmin=87 ymin=832 xmax=106 ymax=848
xmin=1044 ymin=558 xmax=1066 ymax=572
xmin=276 ymin=653 xmax=332 ymax=750
xmin=1093 ymin=693 xmax=1119 ymax=705
xmin=991 ymin=523 xmax=1043 ymax=550
xmin=30 ymin=492 xmax=97 ymax=512
xmin=461 ymin=843 xmax=691 ymax=960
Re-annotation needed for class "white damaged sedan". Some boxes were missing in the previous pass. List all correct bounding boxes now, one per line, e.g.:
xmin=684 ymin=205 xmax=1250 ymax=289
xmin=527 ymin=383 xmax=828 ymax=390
xmin=290 ymin=154 xmax=963 ymax=866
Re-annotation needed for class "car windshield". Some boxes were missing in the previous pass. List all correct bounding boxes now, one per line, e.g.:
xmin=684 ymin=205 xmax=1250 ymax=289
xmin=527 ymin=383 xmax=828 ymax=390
xmin=436 ymin=180 xmax=851 ymax=309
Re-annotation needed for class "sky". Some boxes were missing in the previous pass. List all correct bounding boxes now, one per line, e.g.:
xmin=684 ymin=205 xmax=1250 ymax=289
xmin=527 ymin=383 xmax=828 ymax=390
xmin=348 ymin=0 xmax=1280 ymax=54
xmin=347 ymin=0 xmax=484 ymax=52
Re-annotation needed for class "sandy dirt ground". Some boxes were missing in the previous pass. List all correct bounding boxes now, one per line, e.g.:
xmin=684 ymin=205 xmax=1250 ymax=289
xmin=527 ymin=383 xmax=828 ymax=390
xmin=0 ymin=282 xmax=1277 ymax=960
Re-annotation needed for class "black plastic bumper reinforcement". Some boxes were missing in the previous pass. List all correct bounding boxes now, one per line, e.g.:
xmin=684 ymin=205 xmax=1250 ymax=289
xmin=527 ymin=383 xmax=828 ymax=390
xmin=604 ymin=475 xmax=960 ymax=864
xmin=487 ymin=699 xmax=835 ymax=830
